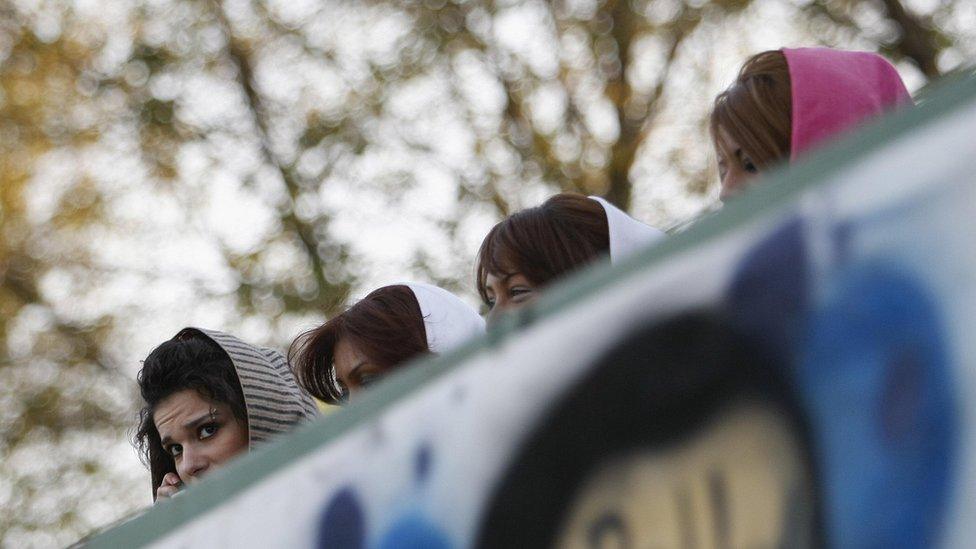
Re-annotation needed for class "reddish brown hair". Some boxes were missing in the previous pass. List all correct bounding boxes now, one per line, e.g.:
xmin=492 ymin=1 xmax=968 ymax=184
xmin=476 ymin=193 xmax=610 ymax=305
xmin=711 ymin=50 xmax=793 ymax=170
xmin=290 ymin=285 xmax=428 ymax=404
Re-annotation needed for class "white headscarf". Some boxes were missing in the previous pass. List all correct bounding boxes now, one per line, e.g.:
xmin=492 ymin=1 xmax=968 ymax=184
xmin=589 ymin=196 xmax=666 ymax=263
xmin=405 ymin=282 xmax=486 ymax=354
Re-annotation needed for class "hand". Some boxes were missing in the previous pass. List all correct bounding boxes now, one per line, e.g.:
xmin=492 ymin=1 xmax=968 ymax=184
xmin=155 ymin=472 xmax=183 ymax=501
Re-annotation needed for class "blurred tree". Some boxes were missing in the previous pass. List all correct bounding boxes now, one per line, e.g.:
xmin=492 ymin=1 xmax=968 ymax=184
xmin=0 ymin=0 xmax=972 ymax=545
xmin=0 ymin=15 xmax=145 ymax=545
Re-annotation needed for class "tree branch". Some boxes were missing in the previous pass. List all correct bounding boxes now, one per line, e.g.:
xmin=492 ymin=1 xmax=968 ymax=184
xmin=877 ymin=0 xmax=942 ymax=79
xmin=603 ymin=0 xmax=688 ymax=211
xmin=210 ymin=0 xmax=349 ymax=313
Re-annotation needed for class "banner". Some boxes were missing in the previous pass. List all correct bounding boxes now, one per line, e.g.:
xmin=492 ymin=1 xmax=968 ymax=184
xmin=88 ymin=74 xmax=976 ymax=548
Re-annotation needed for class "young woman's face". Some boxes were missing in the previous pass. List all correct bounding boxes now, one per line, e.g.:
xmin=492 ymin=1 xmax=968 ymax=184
xmin=333 ymin=337 xmax=387 ymax=400
xmin=483 ymin=271 xmax=537 ymax=325
xmin=154 ymin=389 xmax=249 ymax=484
xmin=716 ymin=127 xmax=760 ymax=202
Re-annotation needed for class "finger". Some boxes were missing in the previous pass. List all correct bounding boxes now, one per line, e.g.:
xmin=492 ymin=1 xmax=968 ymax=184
xmin=163 ymin=473 xmax=182 ymax=487
xmin=156 ymin=484 xmax=179 ymax=500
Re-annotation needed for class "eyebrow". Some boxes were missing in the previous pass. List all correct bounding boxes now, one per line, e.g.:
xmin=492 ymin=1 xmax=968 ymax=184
xmin=184 ymin=411 xmax=218 ymax=430
xmin=159 ymin=411 xmax=219 ymax=447
xmin=491 ymin=273 xmax=520 ymax=286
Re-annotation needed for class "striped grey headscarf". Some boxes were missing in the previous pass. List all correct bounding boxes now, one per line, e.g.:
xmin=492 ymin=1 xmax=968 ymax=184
xmin=175 ymin=328 xmax=318 ymax=447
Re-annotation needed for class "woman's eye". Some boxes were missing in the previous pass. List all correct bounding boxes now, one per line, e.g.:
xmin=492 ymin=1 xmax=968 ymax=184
xmin=199 ymin=423 xmax=219 ymax=439
xmin=510 ymin=287 xmax=532 ymax=300
xmin=358 ymin=373 xmax=382 ymax=389
xmin=335 ymin=382 xmax=350 ymax=401
xmin=743 ymin=158 xmax=758 ymax=173
xmin=484 ymin=297 xmax=496 ymax=310
xmin=167 ymin=444 xmax=183 ymax=458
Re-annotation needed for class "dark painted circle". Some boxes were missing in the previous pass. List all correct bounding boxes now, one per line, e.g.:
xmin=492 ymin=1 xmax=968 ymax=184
xmin=317 ymin=487 xmax=365 ymax=549
xmin=415 ymin=443 xmax=433 ymax=484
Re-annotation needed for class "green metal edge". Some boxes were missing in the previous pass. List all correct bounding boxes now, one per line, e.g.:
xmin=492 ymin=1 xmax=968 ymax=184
xmin=86 ymin=72 xmax=976 ymax=547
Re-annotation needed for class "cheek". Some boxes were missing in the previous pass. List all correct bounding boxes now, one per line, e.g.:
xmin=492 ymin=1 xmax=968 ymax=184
xmin=230 ymin=421 xmax=250 ymax=450
xmin=216 ymin=421 xmax=250 ymax=461
xmin=720 ymin=170 xmax=747 ymax=200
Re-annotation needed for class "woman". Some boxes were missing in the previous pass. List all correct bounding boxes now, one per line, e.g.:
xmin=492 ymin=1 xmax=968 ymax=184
xmin=477 ymin=193 xmax=665 ymax=322
xmin=134 ymin=327 xmax=318 ymax=501
xmin=290 ymin=282 xmax=485 ymax=403
xmin=711 ymin=47 xmax=912 ymax=201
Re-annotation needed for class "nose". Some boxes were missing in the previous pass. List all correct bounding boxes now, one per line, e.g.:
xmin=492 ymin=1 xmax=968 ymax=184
xmin=485 ymin=305 xmax=503 ymax=328
xmin=179 ymin=446 xmax=210 ymax=482
xmin=720 ymin=171 xmax=740 ymax=202
xmin=721 ymin=168 xmax=759 ymax=202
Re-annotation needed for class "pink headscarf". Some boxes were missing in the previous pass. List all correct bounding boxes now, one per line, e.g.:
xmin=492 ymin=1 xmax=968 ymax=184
xmin=783 ymin=47 xmax=913 ymax=161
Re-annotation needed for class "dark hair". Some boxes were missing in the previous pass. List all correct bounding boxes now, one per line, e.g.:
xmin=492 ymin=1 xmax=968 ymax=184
xmin=133 ymin=333 xmax=247 ymax=500
xmin=477 ymin=311 xmax=822 ymax=547
xmin=711 ymin=50 xmax=793 ymax=171
xmin=290 ymin=285 xmax=428 ymax=404
xmin=476 ymin=193 xmax=610 ymax=305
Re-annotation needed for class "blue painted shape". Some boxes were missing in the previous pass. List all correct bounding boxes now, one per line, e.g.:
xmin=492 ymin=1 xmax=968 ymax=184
xmin=317 ymin=488 xmax=366 ymax=549
xmin=727 ymin=217 xmax=809 ymax=361
xmin=415 ymin=444 xmax=432 ymax=484
xmin=799 ymin=263 xmax=955 ymax=549
xmin=375 ymin=514 xmax=452 ymax=549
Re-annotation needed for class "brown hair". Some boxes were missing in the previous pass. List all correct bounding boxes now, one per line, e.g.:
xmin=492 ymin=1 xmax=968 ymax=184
xmin=476 ymin=193 xmax=610 ymax=305
xmin=290 ymin=285 xmax=428 ymax=404
xmin=710 ymin=50 xmax=793 ymax=170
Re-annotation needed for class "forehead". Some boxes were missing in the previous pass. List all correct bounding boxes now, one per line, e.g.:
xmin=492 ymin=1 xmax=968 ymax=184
xmin=154 ymin=389 xmax=213 ymax=434
xmin=333 ymin=337 xmax=365 ymax=369
xmin=485 ymin=271 xmax=530 ymax=288
xmin=716 ymin=125 xmax=741 ymax=156
xmin=480 ymin=231 xmax=524 ymax=280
